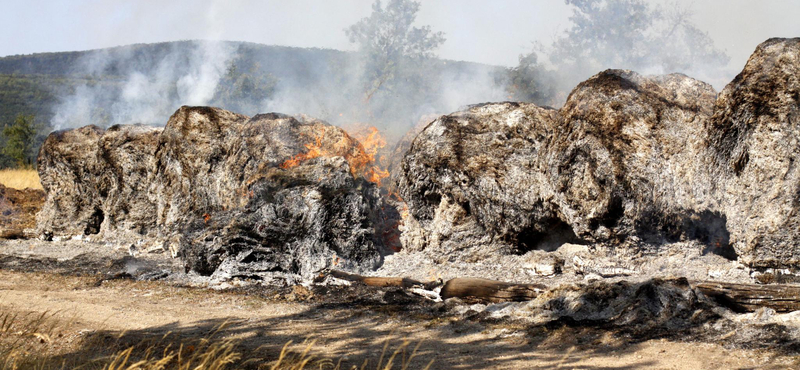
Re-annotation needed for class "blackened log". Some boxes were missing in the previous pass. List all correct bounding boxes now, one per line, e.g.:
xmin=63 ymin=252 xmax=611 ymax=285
xmin=440 ymin=278 xmax=547 ymax=303
xmin=328 ymin=269 xmax=441 ymax=290
xmin=694 ymin=281 xmax=800 ymax=313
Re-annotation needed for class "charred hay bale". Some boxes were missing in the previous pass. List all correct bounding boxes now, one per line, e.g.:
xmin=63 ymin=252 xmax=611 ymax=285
xmin=398 ymin=72 xmax=726 ymax=261
xmin=37 ymin=124 xmax=162 ymax=237
xmin=554 ymin=70 xmax=721 ymax=244
xmin=36 ymin=106 xmax=387 ymax=282
xmin=385 ymin=114 xmax=438 ymax=193
xmin=398 ymin=102 xmax=564 ymax=261
xmin=152 ymin=106 xmax=249 ymax=229
xmin=36 ymin=125 xmax=104 ymax=237
xmin=97 ymin=125 xmax=162 ymax=236
xmin=707 ymin=38 xmax=800 ymax=267
xmin=179 ymin=156 xmax=384 ymax=283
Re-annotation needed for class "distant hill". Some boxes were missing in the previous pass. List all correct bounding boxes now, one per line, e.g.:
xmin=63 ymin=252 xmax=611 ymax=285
xmin=0 ymin=41 xmax=351 ymax=77
xmin=0 ymin=41 xmax=344 ymax=126
xmin=0 ymin=40 xmax=508 ymax=167
xmin=0 ymin=40 xmax=505 ymax=125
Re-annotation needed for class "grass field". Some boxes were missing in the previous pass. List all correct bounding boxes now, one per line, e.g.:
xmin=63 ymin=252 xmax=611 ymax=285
xmin=0 ymin=169 xmax=42 ymax=190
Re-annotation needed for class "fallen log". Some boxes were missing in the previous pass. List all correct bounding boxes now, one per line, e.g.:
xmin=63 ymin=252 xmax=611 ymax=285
xmin=440 ymin=278 xmax=547 ymax=303
xmin=327 ymin=269 xmax=442 ymax=290
xmin=694 ymin=281 xmax=800 ymax=313
xmin=328 ymin=269 xmax=800 ymax=311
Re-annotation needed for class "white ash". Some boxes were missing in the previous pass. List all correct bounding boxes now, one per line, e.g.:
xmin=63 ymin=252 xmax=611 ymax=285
xmin=373 ymin=241 xmax=754 ymax=286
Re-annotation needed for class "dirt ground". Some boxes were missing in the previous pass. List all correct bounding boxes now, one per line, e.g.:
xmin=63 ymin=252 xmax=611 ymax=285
xmin=0 ymin=184 xmax=44 ymax=239
xmin=1 ymin=266 xmax=798 ymax=369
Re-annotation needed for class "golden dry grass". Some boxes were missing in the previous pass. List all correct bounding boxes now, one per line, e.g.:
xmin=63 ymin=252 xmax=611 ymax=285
xmin=0 ymin=310 xmax=433 ymax=370
xmin=0 ymin=169 xmax=42 ymax=190
xmin=0 ymin=310 xmax=68 ymax=370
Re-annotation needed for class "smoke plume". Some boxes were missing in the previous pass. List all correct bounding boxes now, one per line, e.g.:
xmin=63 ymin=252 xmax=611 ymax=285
xmin=51 ymin=41 xmax=235 ymax=130
xmin=44 ymin=0 xmax=733 ymax=143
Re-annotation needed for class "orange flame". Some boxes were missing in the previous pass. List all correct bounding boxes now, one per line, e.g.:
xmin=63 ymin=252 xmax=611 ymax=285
xmin=364 ymin=166 xmax=390 ymax=186
xmin=357 ymin=127 xmax=387 ymax=161
xmin=278 ymin=125 xmax=391 ymax=187
xmin=281 ymin=135 xmax=324 ymax=169
xmin=397 ymin=201 xmax=409 ymax=220
xmin=350 ymin=126 xmax=390 ymax=186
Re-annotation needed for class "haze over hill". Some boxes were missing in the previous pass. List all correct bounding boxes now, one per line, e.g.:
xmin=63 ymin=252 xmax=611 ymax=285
xmin=0 ymin=40 xmax=506 ymax=136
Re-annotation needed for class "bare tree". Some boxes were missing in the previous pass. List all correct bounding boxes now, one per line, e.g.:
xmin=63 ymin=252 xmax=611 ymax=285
xmin=512 ymin=0 xmax=729 ymax=106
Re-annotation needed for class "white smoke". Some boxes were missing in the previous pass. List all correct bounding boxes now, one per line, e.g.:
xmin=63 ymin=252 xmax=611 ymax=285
xmin=51 ymin=41 xmax=234 ymax=130
xmin=177 ymin=41 xmax=232 ymax=105
xmin=528 ymin=0 xmax=733 ymax=103
xmin=42 ymin=0 xmax=514 ymax=141
xmin=437 ymin=63 xmax=509 ymax=113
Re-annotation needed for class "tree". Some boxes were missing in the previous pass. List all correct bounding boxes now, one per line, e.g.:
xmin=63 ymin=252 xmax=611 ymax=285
xmin=345 ymin=0 xmax=446 ymax=102
xmin=211 ymin=61 xmax=276 ymax=115
xmin=507 ymin=51 xmax=557 ymax=106
xmin=3 ymin=114 xmax=37 ymax=167
xmin=513 ymin=0 xmax=729 ymax=105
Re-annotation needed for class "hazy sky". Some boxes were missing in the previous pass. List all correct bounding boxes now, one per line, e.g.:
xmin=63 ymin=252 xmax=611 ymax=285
xmin=2 ymin=0 xmax=798 ymax=73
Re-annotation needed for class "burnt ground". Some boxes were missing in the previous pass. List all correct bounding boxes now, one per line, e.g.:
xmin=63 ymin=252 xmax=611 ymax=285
xmin=2 ymin=238 xmax=800 ymax=369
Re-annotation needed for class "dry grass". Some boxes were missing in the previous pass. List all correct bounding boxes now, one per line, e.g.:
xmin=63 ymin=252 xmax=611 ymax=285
xmin=0 ymin=169 xmax=42 ymax=190
xmin=0 ymin=310 xmax=68 ymax=370
xmin=98 ymin=334 xmax=241 ymax=370
xmin=0 ymin=310 xmax=434 ymax=370
xmin=269 ymin=338 xmax=433 ymax=370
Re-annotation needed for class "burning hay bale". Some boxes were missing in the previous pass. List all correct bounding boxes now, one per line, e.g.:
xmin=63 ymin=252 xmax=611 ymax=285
xmin=37 ymin=107 xmax=393 ymax=283
xmin=398 ymin=37 xmax=800 ymax=269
